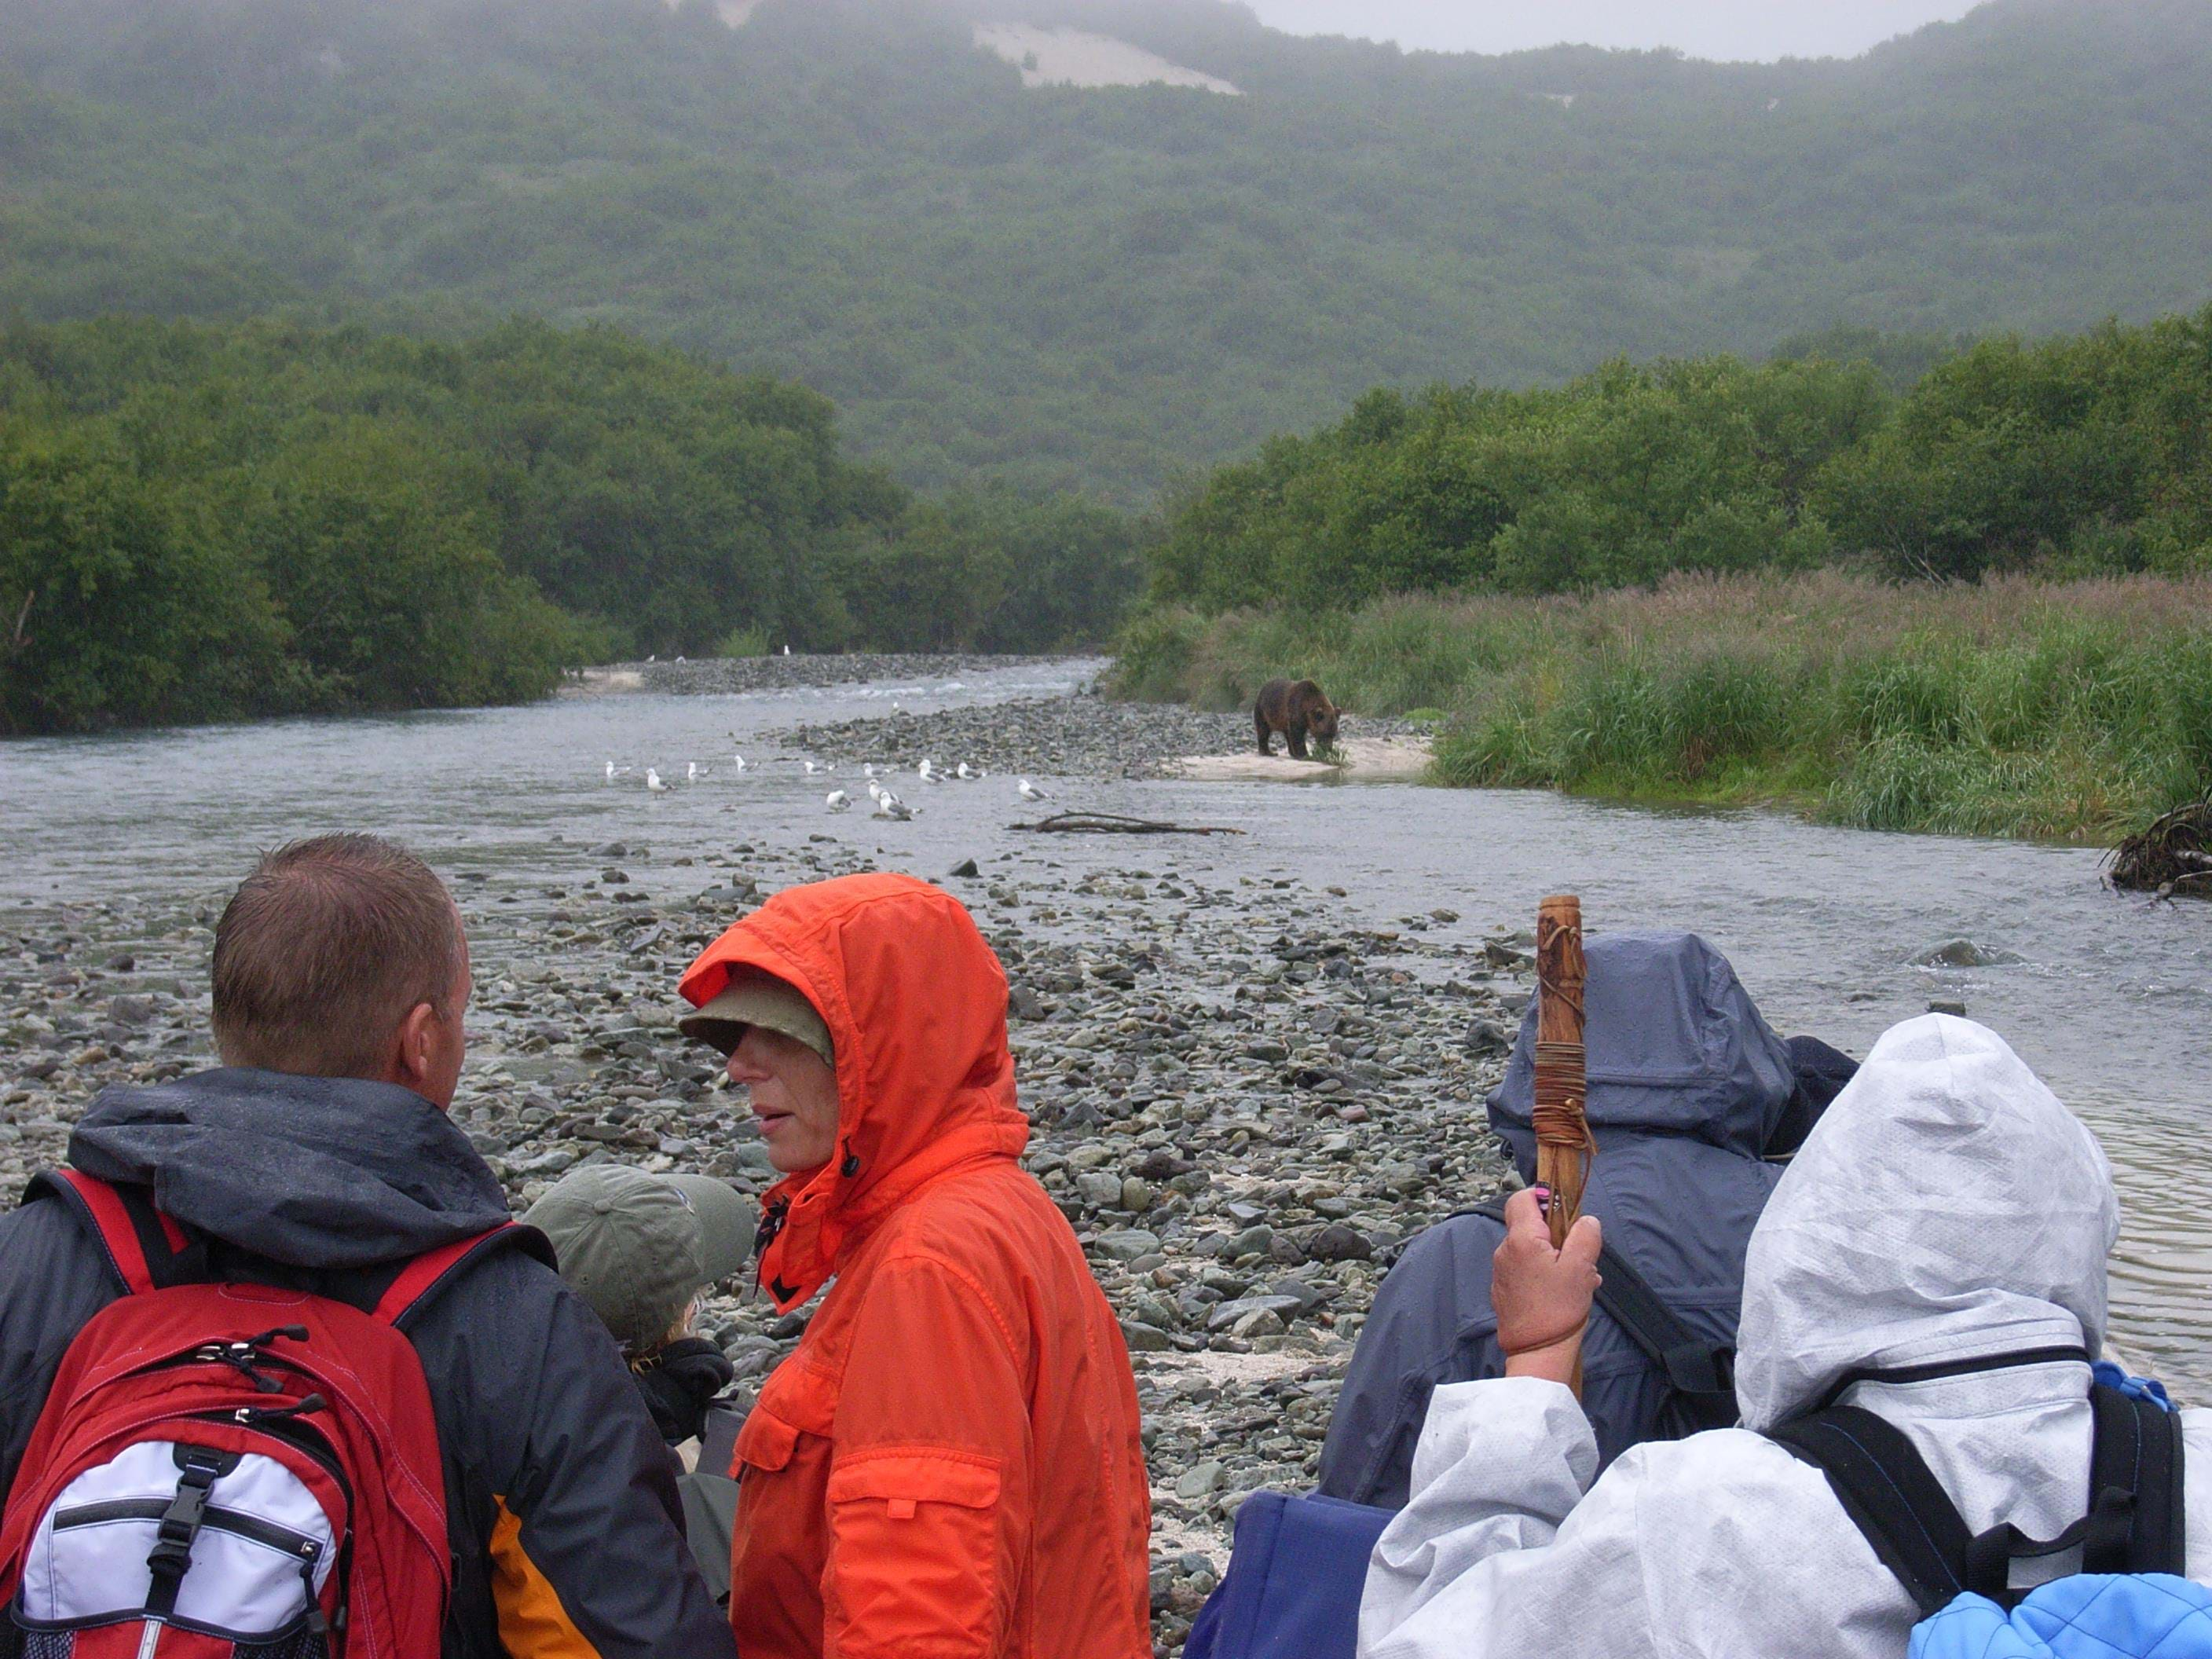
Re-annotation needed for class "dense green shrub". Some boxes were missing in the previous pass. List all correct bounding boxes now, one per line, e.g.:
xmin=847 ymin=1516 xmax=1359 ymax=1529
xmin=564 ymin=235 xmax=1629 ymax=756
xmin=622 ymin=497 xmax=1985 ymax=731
xmin=1141 ymin=306 xmax=2212 ymax=609
xmin=0 ymin=316 xmax=1139 ymax=732
xmin=1144 ymin=356 xmax=1888 ymax=610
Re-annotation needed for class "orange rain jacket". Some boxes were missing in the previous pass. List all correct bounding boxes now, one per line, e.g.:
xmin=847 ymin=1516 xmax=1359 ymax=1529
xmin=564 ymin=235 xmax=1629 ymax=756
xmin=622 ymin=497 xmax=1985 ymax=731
xmin=678 ymin=873 xmax=1152 ymax=1659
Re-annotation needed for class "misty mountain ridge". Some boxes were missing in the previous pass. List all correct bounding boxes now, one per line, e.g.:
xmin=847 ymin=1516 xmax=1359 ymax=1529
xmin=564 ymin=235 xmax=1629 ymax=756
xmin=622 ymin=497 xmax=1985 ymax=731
xmin=2 ymin=0 xmax=2207 ymax=499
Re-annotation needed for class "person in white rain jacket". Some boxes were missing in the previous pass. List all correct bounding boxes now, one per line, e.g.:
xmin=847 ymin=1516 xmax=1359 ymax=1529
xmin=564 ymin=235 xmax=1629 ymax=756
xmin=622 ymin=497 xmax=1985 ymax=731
xmin=1360 ymin=1014 xmax=2212 ymax=1659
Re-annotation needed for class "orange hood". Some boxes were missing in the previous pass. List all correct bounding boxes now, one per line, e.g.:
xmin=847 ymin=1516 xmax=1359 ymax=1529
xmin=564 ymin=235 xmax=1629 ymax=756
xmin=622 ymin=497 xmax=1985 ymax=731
xmin=677 ymin=873 xmax=1028 ymax=1311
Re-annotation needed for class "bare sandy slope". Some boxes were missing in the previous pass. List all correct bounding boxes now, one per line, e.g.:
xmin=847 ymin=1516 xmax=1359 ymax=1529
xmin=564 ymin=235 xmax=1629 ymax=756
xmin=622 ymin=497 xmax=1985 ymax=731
xmin=1164 ymin=735 xmax=1433 ymax=783
xmin=972 ymin=22 xmax=1242 ymax=94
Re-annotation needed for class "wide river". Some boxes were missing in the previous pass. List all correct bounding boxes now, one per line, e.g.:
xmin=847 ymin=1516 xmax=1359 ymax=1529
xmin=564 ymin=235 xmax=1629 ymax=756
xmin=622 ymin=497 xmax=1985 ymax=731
xmin=5 ymin=660 xmax=2209 ymax=1387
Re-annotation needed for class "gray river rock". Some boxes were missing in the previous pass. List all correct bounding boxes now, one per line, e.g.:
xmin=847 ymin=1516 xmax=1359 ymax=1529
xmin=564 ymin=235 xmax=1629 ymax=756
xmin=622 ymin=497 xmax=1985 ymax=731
xmin=3 ymin=654 xmax=2208 ymax=1654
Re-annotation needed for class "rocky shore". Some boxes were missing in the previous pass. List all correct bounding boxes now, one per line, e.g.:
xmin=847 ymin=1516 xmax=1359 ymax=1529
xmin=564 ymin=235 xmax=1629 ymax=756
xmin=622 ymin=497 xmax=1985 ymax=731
xmin=2 ymin=688 xmax=1521 ymax=1654
xmin=601 ymin=651 xmax=1067 ymax=697
xmin=788 ymin=691 xmax=1422 ymax=780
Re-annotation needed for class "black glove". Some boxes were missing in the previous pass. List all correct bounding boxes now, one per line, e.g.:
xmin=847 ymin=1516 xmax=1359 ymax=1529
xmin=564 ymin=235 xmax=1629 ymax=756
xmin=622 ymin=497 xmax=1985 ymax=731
xmin=634 ymin=1337 xmax=735 ymax=1445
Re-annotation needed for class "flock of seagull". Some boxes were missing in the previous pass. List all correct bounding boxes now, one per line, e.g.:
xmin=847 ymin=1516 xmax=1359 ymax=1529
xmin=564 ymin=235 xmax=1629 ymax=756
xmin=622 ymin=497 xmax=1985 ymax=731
xmin=603 ymin=753 xmax=1049 ymax=822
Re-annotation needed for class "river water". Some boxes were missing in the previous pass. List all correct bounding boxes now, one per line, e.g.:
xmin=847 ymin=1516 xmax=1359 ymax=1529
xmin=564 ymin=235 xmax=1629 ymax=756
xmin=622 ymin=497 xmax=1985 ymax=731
xmin=4 ymin=660 xmax=2208 ymax=1387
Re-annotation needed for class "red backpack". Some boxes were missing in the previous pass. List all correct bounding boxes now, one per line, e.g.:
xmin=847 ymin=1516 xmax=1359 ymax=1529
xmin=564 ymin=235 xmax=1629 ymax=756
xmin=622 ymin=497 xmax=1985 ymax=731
xmin=0 ymin=1170 xmax=521 ymax=1659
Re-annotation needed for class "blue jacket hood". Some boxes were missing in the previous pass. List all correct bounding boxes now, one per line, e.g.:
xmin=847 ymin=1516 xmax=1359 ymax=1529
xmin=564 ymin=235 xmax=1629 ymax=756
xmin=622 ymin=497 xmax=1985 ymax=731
xmin=67 ymin=1067 xmax=511 ymax=1269
xmin=1488 ymin=930 xmax=1797 ymax=1180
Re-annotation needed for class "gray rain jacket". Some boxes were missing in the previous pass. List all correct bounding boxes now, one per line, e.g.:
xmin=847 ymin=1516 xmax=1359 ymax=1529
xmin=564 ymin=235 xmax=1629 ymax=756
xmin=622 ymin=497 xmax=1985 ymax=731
xmin=1358 ymin=1015 xmax=2212 ymax=1659
xmin=0 ymin=1068 xmax=734 ymax=1659
xmin=1319 ymin=932 xmax=1800 ymax=1506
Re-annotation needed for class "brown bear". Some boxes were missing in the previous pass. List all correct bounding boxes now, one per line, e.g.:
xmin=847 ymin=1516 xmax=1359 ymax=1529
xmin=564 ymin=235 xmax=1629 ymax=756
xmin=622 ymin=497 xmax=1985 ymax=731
xmin=1254 ymin=678 xmax=1342 ymax=760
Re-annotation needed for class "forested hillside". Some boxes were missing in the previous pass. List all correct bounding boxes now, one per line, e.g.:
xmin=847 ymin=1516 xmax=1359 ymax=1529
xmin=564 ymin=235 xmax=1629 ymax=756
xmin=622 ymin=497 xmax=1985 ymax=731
xmin=0 ymin=318 xmax=1137 ymax=733
xmin=2 ymin=0 xmax=2207 ymax=500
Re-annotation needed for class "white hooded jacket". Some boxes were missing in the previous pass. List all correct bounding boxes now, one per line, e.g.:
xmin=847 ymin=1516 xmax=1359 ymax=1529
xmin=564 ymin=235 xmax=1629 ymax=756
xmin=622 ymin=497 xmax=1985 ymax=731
xmin=1360 ymin=1016 xmax=2212 ymax=1659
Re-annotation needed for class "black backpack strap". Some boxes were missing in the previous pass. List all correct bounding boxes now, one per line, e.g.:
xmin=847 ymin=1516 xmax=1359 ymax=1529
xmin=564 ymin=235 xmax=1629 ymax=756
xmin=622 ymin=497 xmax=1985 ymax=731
xmin=1770 ymin=1404 xmax=1971 ymax=1617
xmin=1771 ymin=1379 xmax=2187 ymax=1615
xmin=2086 ymin=1381 xmax=2187 ymax=1575
xmin=1466 ymin=1202 xmax=1737 ymax=1430
xmin=1587 ymin=1238 xmax=1738 ymax=1430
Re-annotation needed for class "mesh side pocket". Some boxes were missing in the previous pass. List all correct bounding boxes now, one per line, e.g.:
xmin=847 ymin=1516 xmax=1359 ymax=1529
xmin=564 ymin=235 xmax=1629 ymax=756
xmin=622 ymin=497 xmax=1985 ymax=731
xmin=13 ymin=1625 xmax=71 ymax=1659
xmin=236 ymin=1625 xmax=330 ymax=1659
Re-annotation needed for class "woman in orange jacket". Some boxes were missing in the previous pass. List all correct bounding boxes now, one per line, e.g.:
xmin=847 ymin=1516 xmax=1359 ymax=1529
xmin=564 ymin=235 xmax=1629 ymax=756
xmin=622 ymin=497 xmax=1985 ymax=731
xmin=676 ymin=872 xmax=1152 ymax=1659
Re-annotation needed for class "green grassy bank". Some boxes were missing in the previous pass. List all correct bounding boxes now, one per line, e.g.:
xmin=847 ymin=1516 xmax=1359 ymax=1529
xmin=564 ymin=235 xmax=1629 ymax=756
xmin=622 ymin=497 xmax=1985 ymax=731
xmin=1112 ymin=573 xmax=2212 ymax=842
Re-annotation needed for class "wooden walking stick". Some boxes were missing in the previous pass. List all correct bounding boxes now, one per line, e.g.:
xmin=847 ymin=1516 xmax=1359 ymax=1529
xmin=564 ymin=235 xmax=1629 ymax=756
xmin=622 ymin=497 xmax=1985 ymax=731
xmin=1533 ymin=894 xmax=1594 ymax=1392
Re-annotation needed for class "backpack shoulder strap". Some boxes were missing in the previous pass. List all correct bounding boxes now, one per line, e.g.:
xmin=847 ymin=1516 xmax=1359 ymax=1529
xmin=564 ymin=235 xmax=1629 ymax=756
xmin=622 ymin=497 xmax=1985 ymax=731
xmin=371 ymin=1221 xmax=549 ymax=1331
xmin=28 ymin=1168 xmax=205 ymax=1295
xmin=1767 ymin=1404 xmax=1971 ymax=1617
xmin=1772 ymin=1379 xmax=2188 ymax=1617
xmin=2085 ymin=1381 xmax=2187 ymax=1575
xmin=1466 ymin=1202 xmax=1737 ymax=1426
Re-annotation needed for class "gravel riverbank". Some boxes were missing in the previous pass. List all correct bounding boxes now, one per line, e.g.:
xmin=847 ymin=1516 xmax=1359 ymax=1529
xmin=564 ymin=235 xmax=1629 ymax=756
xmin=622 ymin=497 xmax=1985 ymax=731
xmin=787 ymin=691 xmax=1423 ymax=780
xmin=600 ymin=652 xmax=1068 ymax=697
xmin=2 ymin=687 xmax=1520 ymax=1654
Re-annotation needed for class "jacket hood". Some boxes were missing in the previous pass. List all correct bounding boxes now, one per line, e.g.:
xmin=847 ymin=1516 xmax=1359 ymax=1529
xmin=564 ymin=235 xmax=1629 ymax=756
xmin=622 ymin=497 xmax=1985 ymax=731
xmin=67 ymin=1068 xmax=513 ymax=1269
xmin=1488 ymin=931 xmax=1796 ymax=1178
xmin=1734 ymin=1015 xmax=2116 ymax=1432
xmin=678 ymin=873 xmax=1027 ymax=1310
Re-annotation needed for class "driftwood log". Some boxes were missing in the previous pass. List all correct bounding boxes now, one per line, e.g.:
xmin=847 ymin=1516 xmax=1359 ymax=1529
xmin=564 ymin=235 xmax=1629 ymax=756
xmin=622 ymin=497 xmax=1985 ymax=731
xmin=1010 ymin=812 xmax=1245 ymax=837
xmin=2107 ymin=798 xmax=2212 ymax=897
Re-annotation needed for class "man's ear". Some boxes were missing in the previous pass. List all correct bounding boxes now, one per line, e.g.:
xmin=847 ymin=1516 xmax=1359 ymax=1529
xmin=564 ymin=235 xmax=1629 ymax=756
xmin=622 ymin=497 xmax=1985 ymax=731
xmin=389 ymin=1000 xmax=440 ymax=1090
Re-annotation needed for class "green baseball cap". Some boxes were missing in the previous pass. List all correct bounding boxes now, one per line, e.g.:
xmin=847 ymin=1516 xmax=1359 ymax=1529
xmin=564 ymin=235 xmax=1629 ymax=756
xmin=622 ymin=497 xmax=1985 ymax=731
xmin=679 ymin=969 xmax=834 ymax=1067
xmin=523 ymin=1165 xmax=756 ymax=1354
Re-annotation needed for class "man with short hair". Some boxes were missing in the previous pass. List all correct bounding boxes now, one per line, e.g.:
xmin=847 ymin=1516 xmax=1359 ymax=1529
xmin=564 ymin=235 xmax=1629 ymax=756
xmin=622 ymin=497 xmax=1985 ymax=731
xmin=0 ymin=834 xmax=734 ymax=1657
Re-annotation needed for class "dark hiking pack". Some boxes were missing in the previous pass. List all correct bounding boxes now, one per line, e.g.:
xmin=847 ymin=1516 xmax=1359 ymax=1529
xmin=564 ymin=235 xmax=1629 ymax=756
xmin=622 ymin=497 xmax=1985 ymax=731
xmin=1181 ymin=1490 xmax=1393 ymax=1659
xmin=1470 ymin=1203 xmax=1738 ymax=1436
xmin=1771 ymin=1366 xmax=2203 ymax=1659
xmin=0 ymin=1170 xmax=523 ymax=1659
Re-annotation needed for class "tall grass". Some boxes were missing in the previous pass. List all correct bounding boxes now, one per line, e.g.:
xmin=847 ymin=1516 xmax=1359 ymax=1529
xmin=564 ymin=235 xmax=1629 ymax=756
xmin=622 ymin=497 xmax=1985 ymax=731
xmin=1110 ymin=572 xmax=2212 ymax=842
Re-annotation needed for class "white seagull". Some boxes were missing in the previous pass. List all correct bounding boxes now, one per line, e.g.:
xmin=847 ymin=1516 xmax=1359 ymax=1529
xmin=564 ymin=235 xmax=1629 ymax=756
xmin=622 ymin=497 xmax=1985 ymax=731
xmin=646 ymin=768 xmax=669 ymax=793
xmin=873 ymin=791 xmax=912 ymax=821
xmin=1017 ymin=778 xmax=1048 ymax=802
xmin=917 ymin=759 xmax=940 ymax=784
xmin=732 ymin=753 xmax=747 ymax=773
xmin=605 ymin=760 xmax=631 ymax=782
xmin=826 ymin=789 xmax=851 ymax=813
xmin=955 ymin=762 xmax=979 ymax=780
xmin=803 ymin=760 xmax=820 ymax=775
xmin=687 ymin=762 xmax=710 ymax=783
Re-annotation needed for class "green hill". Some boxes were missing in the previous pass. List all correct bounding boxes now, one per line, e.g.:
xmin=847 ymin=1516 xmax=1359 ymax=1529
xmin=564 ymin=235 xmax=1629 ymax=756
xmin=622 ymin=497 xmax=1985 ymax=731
xmin=4 ymin=0 xmax=2209 ymax=500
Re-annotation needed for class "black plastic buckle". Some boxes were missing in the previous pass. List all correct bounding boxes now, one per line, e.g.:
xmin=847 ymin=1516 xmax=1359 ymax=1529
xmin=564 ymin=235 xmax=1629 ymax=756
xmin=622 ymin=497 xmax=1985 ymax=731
xmin=1664 ymin=1342 xmax=1734 ymax=1397
xmin=144 ymin=1450 xmax=226 ymax=1610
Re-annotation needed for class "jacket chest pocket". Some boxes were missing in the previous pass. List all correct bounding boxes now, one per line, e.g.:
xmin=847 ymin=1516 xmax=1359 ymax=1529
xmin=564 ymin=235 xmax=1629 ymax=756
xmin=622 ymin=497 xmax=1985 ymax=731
xmin=731 ymin=1361 xmax=840 ymax=1480
xmin=824 ymin=1450 xmax=1006 ymax=1657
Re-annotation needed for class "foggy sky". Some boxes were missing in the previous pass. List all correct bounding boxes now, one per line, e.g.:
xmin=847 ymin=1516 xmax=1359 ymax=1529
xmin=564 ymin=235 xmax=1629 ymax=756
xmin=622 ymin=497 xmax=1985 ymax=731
xmin=1242 ymin=0 xmax=1987 ymax=62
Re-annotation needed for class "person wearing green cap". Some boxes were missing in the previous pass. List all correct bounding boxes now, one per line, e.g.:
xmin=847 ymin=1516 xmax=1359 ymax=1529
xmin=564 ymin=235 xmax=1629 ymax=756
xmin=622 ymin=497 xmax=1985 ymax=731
xmin=526 ymin=1163 xmax=757 ymax=1604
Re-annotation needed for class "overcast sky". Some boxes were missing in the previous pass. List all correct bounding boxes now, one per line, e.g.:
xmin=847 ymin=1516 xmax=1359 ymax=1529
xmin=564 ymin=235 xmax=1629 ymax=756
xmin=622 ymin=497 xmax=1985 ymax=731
xmin=1241 ymin=0 xmax=1987 ymax=62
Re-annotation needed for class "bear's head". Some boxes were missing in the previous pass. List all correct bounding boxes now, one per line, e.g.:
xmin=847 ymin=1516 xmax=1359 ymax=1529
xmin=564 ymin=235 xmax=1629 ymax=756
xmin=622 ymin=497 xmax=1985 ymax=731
xmin=1306 ymin=690 xmax=1340 ymax=744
